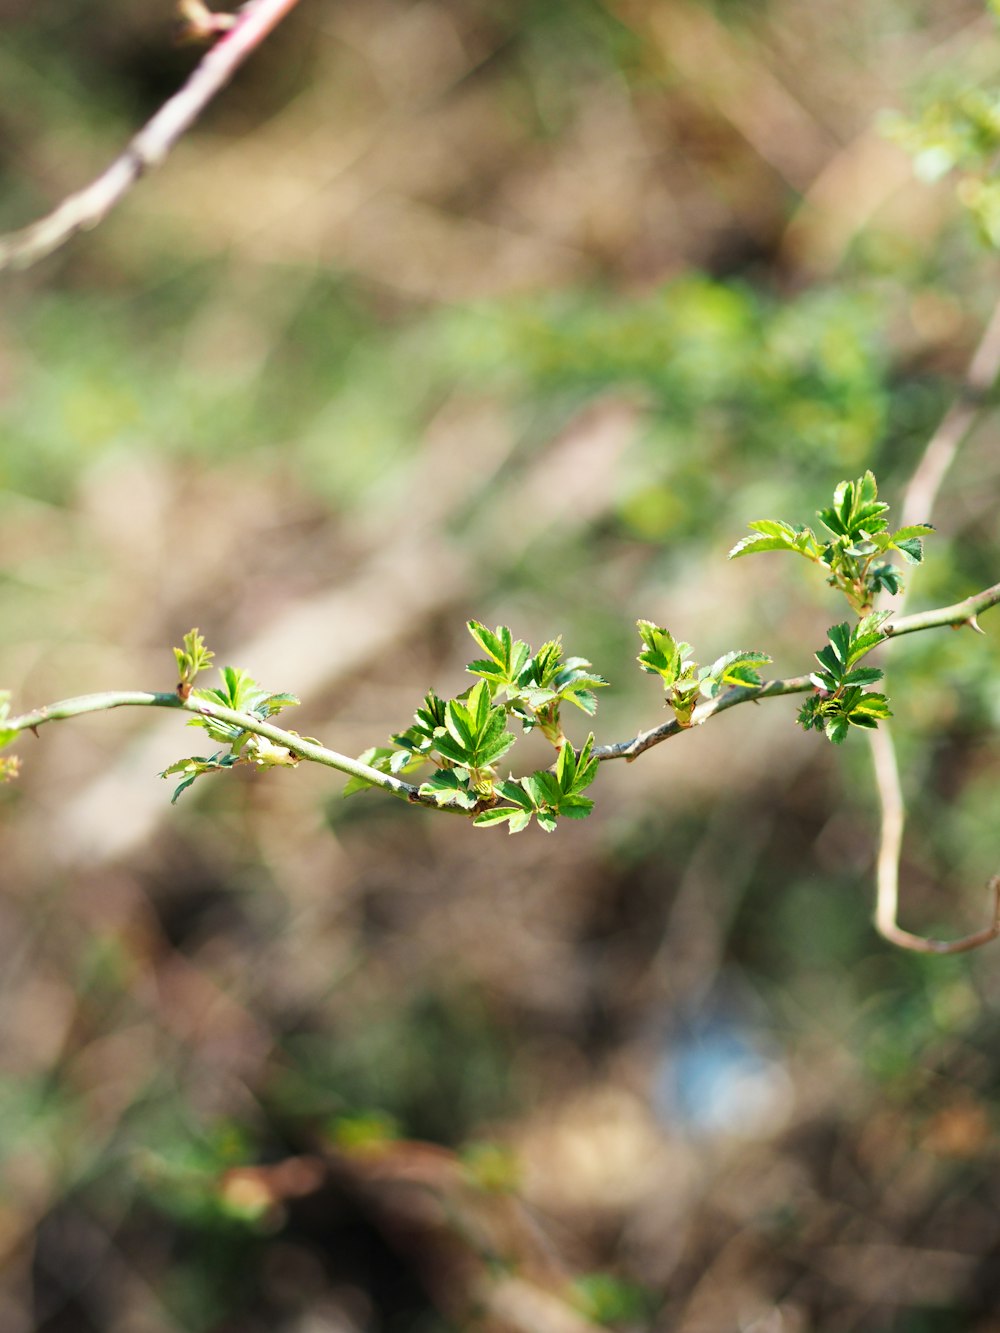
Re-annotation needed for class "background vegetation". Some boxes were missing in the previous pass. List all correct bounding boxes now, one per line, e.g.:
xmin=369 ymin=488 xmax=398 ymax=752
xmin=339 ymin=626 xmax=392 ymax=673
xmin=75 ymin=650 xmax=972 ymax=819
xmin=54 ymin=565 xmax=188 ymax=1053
xmin=2 ymin=1 xmax=1000 ymax=1329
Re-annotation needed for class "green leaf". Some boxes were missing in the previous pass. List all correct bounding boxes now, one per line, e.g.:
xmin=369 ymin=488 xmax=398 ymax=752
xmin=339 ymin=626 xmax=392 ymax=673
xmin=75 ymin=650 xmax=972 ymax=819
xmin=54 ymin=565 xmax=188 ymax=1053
xmin=727 ymin=533 xmax=794 ymax=559
xmin=467 ymin=620 xmax=506 ymax=666
xmin=418 ymin=769 xmax=478 ymax=809
xmin=894 ymin=537 xmax=924 ymax=564
xmin=497 ymin=779 xmax=533 ymax=811
xmin=827 ymin=623 xmax=851 ymax=666
xmin=160 ymin=750 xmax=239 ymax=802
xmin=343 ymin=747 xmax=399 ymax=797
xmin=871 ymin=564 xmax=903 ymax=596
xmin=0 ymin=691 xmax=16 ymax=751
xmin=841 ymin=666 xmax=883 ymax=687
xmin=558 ymin=796 xmax=595 ymax=819
xmin=890 ymin=524 xmax=935 ymax=543
xmin=824 ymin=715 xmax=850 ymax=745
xmin=173 ymin=628 xmax=214 ymax=687
xmin=635 ymin=621 xmax=693 ymax=686
xmin=699 ymin=648 xmax=773 ymax=696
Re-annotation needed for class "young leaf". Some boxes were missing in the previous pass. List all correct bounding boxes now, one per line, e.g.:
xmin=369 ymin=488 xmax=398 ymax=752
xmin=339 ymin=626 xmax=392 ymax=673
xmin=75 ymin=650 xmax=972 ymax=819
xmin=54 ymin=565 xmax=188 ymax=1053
xmin=160 ymin=750 xmax=239 ymax=803
xmin=0 ymin=691 xmax=17 ymax=751
xmin=418 ymin=768 xmax=478 ymax=809
xmin=173 ymin=628 xmax=215 ymax=693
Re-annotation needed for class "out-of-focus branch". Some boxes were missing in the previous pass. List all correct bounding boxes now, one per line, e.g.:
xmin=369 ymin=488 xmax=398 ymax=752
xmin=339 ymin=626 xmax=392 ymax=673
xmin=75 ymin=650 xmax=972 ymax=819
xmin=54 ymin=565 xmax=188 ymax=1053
xmin=0 ymin=0 xmax=302 ymax=273
xmin=901 ymin=291 xmax=1000 ymax=530
xmin=869 ymin=293 xmax=1000 ymax=953
xmin=869 ymin=724 xmax=1000 ymax=954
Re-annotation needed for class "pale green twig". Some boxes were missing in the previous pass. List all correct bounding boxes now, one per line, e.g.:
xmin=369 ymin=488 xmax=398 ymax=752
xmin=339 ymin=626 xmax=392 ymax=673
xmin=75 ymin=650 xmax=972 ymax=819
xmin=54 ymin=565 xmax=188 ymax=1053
xmin=7 ymin=690 xmax=429 ymax=807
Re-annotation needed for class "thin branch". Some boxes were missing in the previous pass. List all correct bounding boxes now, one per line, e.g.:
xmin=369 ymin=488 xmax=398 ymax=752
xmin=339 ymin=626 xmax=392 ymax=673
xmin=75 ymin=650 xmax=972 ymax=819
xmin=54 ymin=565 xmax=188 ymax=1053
xmin=887 ymin=579 xmax=1000 ymax=638
xmin=593 ymin=579 xmax=1000 ymax=764
xmin=2 ymin=578 xmax=997 ymax=830
xmin=6 ymin=689 xmax=433 ymax=807
xmin=593 ymin=674 xmax=814 ymax=762
xmin=869 ymin=723 xmax=1000 ymax=954
xmin=0 ymin=0 xmax=302 ymax=273
xmin=901 ymin=291 xmax=1000 ymax=530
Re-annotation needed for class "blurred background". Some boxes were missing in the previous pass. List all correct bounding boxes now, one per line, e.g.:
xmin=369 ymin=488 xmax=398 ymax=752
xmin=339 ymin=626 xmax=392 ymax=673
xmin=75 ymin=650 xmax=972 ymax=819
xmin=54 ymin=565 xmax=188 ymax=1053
xmin=2 ymin=1 xmax=1000 ymax=1329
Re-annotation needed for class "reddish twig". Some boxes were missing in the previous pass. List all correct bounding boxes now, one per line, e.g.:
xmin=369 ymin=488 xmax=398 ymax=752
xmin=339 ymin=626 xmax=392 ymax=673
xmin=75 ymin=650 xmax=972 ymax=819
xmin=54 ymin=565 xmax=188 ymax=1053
xmin=0 ymin=0 xmax=302 ymax=272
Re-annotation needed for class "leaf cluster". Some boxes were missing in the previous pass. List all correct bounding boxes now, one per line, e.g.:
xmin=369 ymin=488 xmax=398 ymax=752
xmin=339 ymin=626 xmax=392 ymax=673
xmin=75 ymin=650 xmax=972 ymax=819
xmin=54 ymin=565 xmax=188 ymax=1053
xmin=797 ymin=613 xmax=893 ymax=744
xmin=349 ymin=622 xmax=607 ymax=831
xmin=466 ymin=620 xmax=608 ymax=741
xmin=729 ymin=471 xmax=932 ymax=613
xmin=473 ymin=734 xmax=599 ymax=833
xmin=173 ymin=628 xmax=214 ymax=698
xmin=162 ymin=642 xmax=302 ymax=802
xmin=635 ymin=622 xmax=771 ymax=725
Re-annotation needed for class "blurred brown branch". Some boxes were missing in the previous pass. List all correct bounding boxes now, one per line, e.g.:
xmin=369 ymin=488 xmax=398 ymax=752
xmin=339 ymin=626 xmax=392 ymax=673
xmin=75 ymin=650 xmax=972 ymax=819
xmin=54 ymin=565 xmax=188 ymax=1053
xmin=0 ymin=0 xmax=301 ymax=273
xmin=870 ymin=723 xmax=1000 ymax=954
xmin=869 ymin=291 xmax=1000 ymax=953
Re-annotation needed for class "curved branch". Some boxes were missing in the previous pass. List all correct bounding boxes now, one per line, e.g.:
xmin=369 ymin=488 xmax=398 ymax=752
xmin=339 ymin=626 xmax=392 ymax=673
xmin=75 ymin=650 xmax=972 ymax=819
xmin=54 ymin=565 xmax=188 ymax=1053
xmin=868 ymin=724 xmax=1000 ymax=954
xmin=0 ymin=0 xmax=302 ymax=273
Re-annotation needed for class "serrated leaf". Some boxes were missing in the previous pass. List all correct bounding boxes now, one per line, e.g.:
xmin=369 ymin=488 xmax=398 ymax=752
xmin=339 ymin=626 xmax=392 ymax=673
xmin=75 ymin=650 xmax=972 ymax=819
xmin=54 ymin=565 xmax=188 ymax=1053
xmin=523 ymin=771 xmax=561 ymax=809
xmin=827 ymin=623 xmax=851 ymax=665
xmin=466 ymin=659 xmax=507 ymax=686
xmin=841 ymin=666 xmax=884 ymax=687
xmin=721 ymin=663 xmax=766 ymax=688
xmin=473 ymin=806 xmax=517 ymax=827
xmin=814 ymin=644 xmax=842 ymax=678
xmin=558 ymin=797 xmax=594 ymax=819
xmin=894 ymin=537 xmax=924 ymax=564
xmin=467 ymin=620 xmax=505 ymax=666
xmin=432 ymin=731 xmax=473 ymax=766
xmin=160 ymin=750 xmax=238 ymax=802
xmin=444 ymin=698 xmax=476 ymax=753
xmin=497 ymin=779 xmax=533 ymax=810
xmin=824 ymin=715 xmax=850 ymax=745
xmin=508 ymin=809 xmax=533 ymax=833
xmin=419 ymin=768 xmax=478 ymax=809
xmin=556 ymin=740 xmax=576 ymax=791
xmin=727 ymin=534 xmax=795 ymax=559
xmin=536 ymin=812 xmax=558 ymax=832
xmin=891 ymin=524 xmax=935 ymax=542
xmin=871 ymin=565 xmax=903 ymax=596
xmin=849 ymin=692 xmax=891 ymax=719
xmin=748 ymin=519 xmax=798 ymax=540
